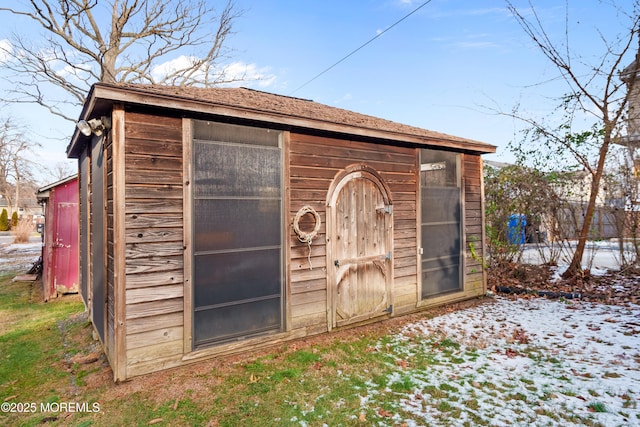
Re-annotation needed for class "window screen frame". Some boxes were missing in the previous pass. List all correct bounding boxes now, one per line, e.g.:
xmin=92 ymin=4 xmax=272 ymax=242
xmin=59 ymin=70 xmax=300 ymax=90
xmin=186 ymin=119 xmax=285 ymax=350
xmin=417 ymin=148 xmax=465 ymax=302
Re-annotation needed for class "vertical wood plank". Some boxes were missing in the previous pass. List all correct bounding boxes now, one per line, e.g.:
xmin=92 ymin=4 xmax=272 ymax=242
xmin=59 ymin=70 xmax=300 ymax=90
xmin=112 ymin=104 xmax=127 ymax=382
xmin=379 ymin=177 xmax=393 ymax=314
xmin=80 ymin=152 xmax=92 ymax=311
xmin=460 ymin=154 xmax=467 ymax=298
xmin=325 ymin=189 xmax=335 ymax=331
xmin=182 ymin=118 xmax=193 ymax=354
xmin=283 ymin=131 xmax=292 ymax=332
xmin=414 ymin=148 xmax=422 ymax=306
xmin=479 ymin=156 xmax=488 ymax=292
xmin=100 ymin=133 xmax=109 ymax=359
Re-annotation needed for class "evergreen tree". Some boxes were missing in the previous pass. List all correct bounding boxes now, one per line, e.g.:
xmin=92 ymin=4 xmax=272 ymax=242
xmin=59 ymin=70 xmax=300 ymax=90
xmin=10 ymin=211 xmax=18 ymax=229
xmin=0 ymin=209 xmax=9 ymax=231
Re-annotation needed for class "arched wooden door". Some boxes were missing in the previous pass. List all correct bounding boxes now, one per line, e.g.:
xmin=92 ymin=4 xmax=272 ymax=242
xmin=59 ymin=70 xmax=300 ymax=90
xmin=326 ymin=165 xmax=393 ymax=329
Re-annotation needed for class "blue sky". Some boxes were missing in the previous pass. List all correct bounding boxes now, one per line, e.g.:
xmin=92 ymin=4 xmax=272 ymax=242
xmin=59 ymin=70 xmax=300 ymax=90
xmin=0 ymin=0 xmax=636 ymax=183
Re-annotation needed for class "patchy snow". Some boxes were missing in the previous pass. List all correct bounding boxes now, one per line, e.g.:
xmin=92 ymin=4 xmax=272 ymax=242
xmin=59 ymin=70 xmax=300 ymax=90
xmin=0 ymin=241 xmax=41 ymax=273
xmin=363 ymin=296 xmax=640 ymax=426
xmin=551 ymin=264 xmax=613 ymax=281
xmin=522 ymin=239 xmax=633 ymax=274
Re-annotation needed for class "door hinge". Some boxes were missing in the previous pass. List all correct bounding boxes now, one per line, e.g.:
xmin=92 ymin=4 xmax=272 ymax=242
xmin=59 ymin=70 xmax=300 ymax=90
xmin=376 ymin=205 xmax=392 ymax=215
xmin=384 ymin=304 xmax=393 ymax=313
xmin=383 ymin=252 xmax=392 ymax=260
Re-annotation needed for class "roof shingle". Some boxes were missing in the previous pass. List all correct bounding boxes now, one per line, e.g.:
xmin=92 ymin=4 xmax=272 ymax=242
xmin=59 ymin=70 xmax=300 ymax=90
xmin=68 ymin=83 xmax=496 ymax=157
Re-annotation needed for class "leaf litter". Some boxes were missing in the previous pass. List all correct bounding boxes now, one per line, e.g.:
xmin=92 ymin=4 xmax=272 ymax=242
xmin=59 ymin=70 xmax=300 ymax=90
xmin=360 ymin=295 xmax=640 ymax=426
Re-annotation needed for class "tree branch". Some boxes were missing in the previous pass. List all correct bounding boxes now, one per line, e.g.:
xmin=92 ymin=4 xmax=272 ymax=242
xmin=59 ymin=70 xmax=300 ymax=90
xmin=0 ymin=0 xmax=243 ymax=120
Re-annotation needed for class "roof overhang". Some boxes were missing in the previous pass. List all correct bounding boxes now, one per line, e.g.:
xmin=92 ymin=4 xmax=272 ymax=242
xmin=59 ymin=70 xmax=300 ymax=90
xmin=67 ymin=83 xmax=496 ymax=158
xmin=36 ymin=174 xmax=79 ymax=201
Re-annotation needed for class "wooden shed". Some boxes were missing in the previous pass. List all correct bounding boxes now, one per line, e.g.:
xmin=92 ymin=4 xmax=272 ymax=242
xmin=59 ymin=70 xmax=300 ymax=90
xmin=36 ymin=175 xmax=79 ymax=301
xmin=66 ymin=83 xmax=496 ymax=381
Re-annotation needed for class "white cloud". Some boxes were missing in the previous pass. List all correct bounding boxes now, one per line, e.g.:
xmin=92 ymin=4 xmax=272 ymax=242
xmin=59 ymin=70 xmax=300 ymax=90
xmin=428 ymin=7 xmax=511 ymax=19
xmin=221 ymin=62 xmax=276 ymax=88
xmin=453 ymin=40 xmax=501 ymax=49
xmin=151 ymin=56 xmax=276 ymax=87
xmin=465 ymin=7 xmax=511 ymax=17
xmin=56 ymin=60 xmax=93 ymax=80
xmin=0 ymin=39 xmax=13 ymax=64
xmin=150 ymin=55 xmax=198 ymax=81
xmin=432 ymin=32 xmax=502 ymax=50
xmin=334 ymin=93 xmax=353 ymax=104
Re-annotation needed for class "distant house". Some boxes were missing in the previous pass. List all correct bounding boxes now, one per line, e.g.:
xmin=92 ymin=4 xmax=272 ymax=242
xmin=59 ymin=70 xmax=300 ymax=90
xmin=622 ymin=60 xmax=640 ymax=150
xmin=0 ymin=191 xmax=41 ymax=221
xmin=484 ymin=161 xmax=615 ymax=241
xmin=549 ymin=170 xmax=616 ymax=240
xmin=612 ymin=60 xmax=640 ymax=235
xmin=621 ymin=62 xmax=640 ymax=195
xmin=36 ymin=175 xmax=79 ymax=301
xmin=66 ymin=83 xmax=496 ymax=381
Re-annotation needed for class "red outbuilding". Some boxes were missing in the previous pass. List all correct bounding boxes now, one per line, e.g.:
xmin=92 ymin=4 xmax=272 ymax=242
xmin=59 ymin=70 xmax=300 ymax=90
xmin=37 ymin=175 xmax=79 ymax=301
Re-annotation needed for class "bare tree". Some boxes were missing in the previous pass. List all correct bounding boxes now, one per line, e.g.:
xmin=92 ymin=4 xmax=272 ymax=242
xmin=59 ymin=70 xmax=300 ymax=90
xmin=47 ymin=162 xmax=77 ymax=182
xmin=0 ymin=0 xmax=242 ymax=122
xmin=506 ymin=1 xmax=640 ymax=278
xmin=0 ymin=117 xmax=38 ymax=213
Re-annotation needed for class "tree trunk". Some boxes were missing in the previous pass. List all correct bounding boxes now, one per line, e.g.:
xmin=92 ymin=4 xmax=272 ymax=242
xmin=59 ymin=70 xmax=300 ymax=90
xmin=562 ymin=137 xmax=611 ymax=278
xmin=14 ymin=178 xmax=18 ymax=219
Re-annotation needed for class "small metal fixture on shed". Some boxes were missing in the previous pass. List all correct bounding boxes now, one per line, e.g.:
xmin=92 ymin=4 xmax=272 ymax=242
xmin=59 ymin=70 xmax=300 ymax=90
xmin=76 ymin=117 xmax=111 ymax=136
xmin=421 ymin=161 xmax=447 ymax=171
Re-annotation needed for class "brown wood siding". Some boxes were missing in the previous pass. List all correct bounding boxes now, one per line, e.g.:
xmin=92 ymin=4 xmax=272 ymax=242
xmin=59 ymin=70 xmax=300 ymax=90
xmin=87 ymin=149 xmax=96 ymax=343
xmin=79 ymin=154 xmax=90 ymax=309
xmin=90 ymin=135 xmax=108 ymax=356
xmin=123 ymin=112 xmax=185 ymax=377
xmin=288 ymin=134 xmax=417 ymax=330
xmin=463 ymin=154 xmax=485 ymax=293
xmin=106 ymin=130 xmax=116 ymax=365
xmin=110 ymin=116 xmax=487 ymax=379
xmin=390 ymin=152 xmax=420 ymax=314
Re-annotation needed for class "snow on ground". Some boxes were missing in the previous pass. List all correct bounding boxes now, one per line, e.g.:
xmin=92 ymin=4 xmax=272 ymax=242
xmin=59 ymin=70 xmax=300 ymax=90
xmin=366 ymin=296 xmax=640 ymax=426
xmin=0 ymin=241 xmax=42 ymax=273
xmin=521 ymin=240 xmax=634 ymax=281
xmin=521 ymin=240 xmax=628 ymax=272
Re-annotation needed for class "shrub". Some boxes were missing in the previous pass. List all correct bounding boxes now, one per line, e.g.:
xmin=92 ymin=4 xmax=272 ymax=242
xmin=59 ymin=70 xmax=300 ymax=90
xmin=484 ymin=164 xmax=564 ymax=267
xmin=0 ymin=209 xmax=9 ymax=231
xmin=12 ymin=218 xmax=34 ymax=243
xmin=10 ymin=211 xmax=18 ymax=229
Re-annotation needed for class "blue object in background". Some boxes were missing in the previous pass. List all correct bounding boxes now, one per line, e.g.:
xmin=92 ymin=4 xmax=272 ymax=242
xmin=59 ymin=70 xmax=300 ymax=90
xmin=507 ymin=214 xmax=526 ymax=244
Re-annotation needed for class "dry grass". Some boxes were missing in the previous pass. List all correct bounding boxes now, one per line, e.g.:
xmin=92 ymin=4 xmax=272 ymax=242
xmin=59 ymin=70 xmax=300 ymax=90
xmin=11 ymin=218 xmax=34 ymax=243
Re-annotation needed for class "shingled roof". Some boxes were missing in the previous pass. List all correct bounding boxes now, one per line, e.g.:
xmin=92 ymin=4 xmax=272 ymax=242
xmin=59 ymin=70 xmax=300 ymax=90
xmin=68 ymin=83 xmax=496 ymax=157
